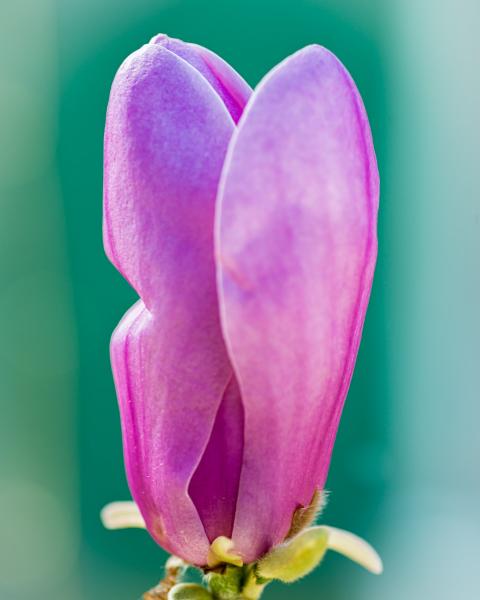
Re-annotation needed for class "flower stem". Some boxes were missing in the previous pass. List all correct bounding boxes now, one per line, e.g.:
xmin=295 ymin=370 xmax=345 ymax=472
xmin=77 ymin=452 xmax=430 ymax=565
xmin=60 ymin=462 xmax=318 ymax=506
xmin=143 ymin=557 xmax=185 ymax=599
xmin=240 ymin=567 xmax=267 ymax=600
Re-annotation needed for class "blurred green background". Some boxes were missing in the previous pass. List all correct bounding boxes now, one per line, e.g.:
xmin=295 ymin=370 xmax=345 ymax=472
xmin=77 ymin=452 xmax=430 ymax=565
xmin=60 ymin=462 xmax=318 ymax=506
xmin=1 ymin=0 xmax=479 ymax=598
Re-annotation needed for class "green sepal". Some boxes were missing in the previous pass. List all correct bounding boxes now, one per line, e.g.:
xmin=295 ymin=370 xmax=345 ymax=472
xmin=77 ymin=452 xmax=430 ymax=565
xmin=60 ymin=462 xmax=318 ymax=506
xmin=256 ymin=526 xmax=329 ymax=583
xmin=167 ymin=583 xmax=213 ymax=600
xmin=206 ymin=565 xmax=243 ymax=600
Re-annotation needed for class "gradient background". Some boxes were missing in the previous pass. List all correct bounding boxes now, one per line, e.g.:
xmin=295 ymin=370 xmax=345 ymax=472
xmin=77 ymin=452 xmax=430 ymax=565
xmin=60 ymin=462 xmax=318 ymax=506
xmin=1 ymin=0 xmax=479 ymax=598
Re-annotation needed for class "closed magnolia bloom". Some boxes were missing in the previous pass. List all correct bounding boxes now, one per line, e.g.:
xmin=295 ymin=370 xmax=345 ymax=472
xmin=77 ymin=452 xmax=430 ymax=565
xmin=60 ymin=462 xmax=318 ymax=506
xmin=103 ymin=35 xmax=379 ymax=567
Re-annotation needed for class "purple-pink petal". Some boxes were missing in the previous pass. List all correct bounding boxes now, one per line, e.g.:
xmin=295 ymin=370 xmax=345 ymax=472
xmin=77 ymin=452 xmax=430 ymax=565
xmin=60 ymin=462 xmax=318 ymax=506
xmin=216 ymin=45 xmax=379 ymax=562
xmin=189 ymin=43 xmax=253 ymax=124
xmin=149 ymin=35 xmax=250 ymax=124
xmin=104 ymin=39 xmax=251 ymax=564
xmin=188 ymin=376 xmax=244 ymax=543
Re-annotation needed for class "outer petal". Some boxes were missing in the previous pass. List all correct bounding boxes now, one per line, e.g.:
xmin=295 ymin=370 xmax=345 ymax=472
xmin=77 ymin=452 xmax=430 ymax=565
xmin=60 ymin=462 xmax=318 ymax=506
xmin=216 ymin=45 xmax=379 ymax=561
xmin=103 ymin=42 xmax=249 ymax=563
xmin=151 ymin=35 xmax=251 ymax=124
xmin=189 ymin=43 xmax=253 ymax=123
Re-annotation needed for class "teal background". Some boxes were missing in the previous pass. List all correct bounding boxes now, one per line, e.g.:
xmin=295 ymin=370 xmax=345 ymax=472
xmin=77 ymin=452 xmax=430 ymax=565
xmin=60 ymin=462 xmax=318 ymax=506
xmin=1 ymin=0 xmax=479 ymax=598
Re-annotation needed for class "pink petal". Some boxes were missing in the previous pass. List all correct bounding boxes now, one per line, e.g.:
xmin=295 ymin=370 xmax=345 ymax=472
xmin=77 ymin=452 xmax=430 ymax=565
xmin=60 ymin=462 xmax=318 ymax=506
xmin=216 ymin=45 xmax=379 ymax=562
xmin=150 ymin=35 xmax=251 ymax=124
xmin=188 ymin=376 xmax=244 ymax=543
xmin=189 ymin=42 xmax=252 ymax=124
xmin=104 ymin=41 xmax=250 ymax=563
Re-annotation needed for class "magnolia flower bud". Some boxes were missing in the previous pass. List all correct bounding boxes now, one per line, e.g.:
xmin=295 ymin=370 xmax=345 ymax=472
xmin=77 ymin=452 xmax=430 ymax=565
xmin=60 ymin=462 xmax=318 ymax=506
xmin=103 ymin=34 xmax=379 ymax=567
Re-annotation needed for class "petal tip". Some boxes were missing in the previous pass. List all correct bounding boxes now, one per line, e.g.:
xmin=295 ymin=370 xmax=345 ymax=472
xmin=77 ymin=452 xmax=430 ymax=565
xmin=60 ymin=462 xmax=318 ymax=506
xmin=150 ymin=33 xmax=169 ymax=45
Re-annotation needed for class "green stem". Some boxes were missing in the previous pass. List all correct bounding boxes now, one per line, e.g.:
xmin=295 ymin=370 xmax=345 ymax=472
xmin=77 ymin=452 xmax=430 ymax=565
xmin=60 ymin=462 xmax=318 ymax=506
xmin=240 ymin=567 xmax=267 ymax=600
xmin=143 ymin=558 xmax=184 ymax=599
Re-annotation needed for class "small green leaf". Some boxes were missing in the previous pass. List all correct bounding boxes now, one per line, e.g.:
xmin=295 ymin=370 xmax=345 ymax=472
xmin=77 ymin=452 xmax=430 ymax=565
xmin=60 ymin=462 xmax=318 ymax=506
xmin=167 ymin=583 xmax=213 ymax=600
xmin=100 ymin=501 xmax=146 ymax=529
xmin=256 ymin=527 xmax=329 ymax=583
xmin=320 ymin=526 xmax=383 ymax=574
